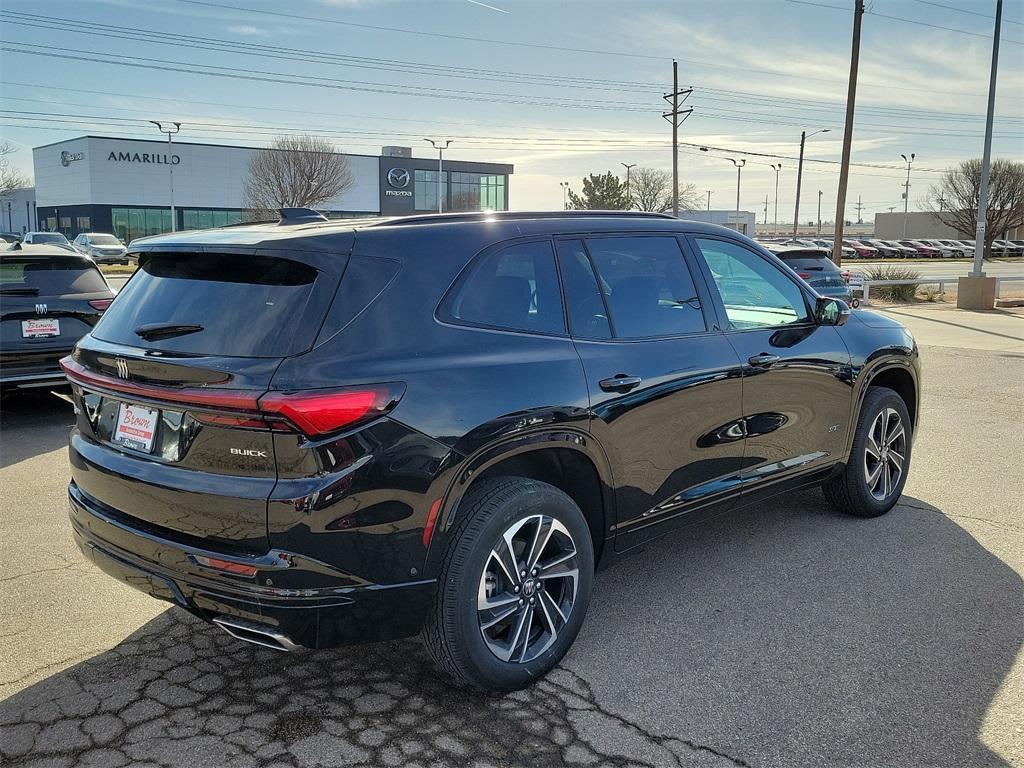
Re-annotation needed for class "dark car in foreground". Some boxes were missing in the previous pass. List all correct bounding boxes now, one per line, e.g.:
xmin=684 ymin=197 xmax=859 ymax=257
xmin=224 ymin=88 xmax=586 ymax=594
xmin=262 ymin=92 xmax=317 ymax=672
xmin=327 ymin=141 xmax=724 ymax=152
xmin=763 ymin=244 xmax=856 ymax=305
xmin=1 ymin=245 xmax=113 ymax=391
xmin=62 ymin=211 xmax=919 ymax=691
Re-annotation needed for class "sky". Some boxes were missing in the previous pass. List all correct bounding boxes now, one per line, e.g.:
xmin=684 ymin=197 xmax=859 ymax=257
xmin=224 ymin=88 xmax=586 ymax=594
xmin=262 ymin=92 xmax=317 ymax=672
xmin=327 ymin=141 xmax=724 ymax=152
xmin=1 ymin=0 xmax=1022 ymax=225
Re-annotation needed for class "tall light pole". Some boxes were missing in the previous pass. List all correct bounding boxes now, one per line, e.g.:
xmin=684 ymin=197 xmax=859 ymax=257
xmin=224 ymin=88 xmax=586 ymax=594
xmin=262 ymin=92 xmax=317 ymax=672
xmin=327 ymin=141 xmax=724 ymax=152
xmin=559 ymin=181 xmax=570 ymax=210
xmin=900 ymin=152 xmax=915 ymax=238
xmin=817 ymin=190 xmax=823 ymax=236
xmin=971 ymin=0 xmax=1002 ymax=278
xmin=620 ymin=162 xmax=636 ymax=210
xmin=149 ymin=120 xmax=180 ymax=232
xmin=769 ymin=163 xmax=782 ymax=235
xmin=424 ymin=138 xmax=452 ymax=213
xmin=729 ymin=158 xmax=745 ymax=215
xmin=706 ymin=190 xmax=712 ymax=211
xmin=792 ymin=128 xmax=830 ymax=236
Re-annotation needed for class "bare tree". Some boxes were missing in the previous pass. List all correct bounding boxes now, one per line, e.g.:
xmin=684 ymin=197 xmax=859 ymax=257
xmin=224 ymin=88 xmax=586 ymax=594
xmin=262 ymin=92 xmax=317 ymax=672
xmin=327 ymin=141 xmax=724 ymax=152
xmin=923 ymin=158 xmax=1024 ymax=258
xmin=628 ymin=167 xmax=701 ymax=213
xmin=0 ymin=142 xmax=30 ymax=197
xmin=243 ymin=135 xmax=353 ymax=219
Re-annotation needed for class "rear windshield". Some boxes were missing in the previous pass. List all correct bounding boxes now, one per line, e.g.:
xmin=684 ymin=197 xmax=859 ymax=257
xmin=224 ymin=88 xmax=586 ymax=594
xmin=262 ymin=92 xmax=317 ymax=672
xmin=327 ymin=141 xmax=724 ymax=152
xmin=30 ymin=233 xmax=69 ymax=244
xmin=776 ymin=254 xmax=840 ymax=272
xmin=92 ymin=253 xmax=321 ymax=357
xmin=0 ymin=257 xmax=109 ymax=295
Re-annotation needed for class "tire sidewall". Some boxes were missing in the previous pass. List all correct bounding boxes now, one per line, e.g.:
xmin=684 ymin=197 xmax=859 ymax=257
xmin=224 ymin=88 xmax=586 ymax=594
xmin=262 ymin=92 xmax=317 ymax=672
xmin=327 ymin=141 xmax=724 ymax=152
xmin=446 ymin=481 xmax=594 ymax=690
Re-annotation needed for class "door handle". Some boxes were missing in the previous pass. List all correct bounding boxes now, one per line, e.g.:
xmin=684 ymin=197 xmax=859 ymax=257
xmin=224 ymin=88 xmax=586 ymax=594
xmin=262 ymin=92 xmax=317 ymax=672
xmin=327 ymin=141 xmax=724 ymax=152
xmin=599 ymin=374 xmax=643 ymax=393
xmin=748 ymin=353 xmax=781 ymax=367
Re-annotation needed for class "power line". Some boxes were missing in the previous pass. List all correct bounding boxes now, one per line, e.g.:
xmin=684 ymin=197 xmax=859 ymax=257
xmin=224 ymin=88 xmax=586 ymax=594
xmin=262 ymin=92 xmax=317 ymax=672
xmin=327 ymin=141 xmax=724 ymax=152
xmin=912 ymin=0 xmax=1023 ymax=27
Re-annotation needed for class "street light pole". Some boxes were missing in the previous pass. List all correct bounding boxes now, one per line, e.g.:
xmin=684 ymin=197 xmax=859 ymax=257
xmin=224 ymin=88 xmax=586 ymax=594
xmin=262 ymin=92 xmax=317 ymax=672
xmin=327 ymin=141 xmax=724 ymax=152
xmin=559 ymin=181 xmax=570 ymax=210
xmin=817 ymin=190 xmax=823 ymax=236
xmin=149 ymin=121 xmax=180 ymax=232
xmin=620 ymin=162 xmax=636 ymax=209
xmin=729 ymin=158 xmax=745 ymax=214
xmin=972 ymin=0 xmax=1002 ymax=277
xmin=706 ymin=190 xmax=712 ymax=211
xmin=769 ymin=163 xmax=782 ymax=235
xmin=424 ymin=139 xmax=452 ymax=213
xmin=792 ymin=128 xmax=829 ymax=237
xmin=900 ymin=152 xmax=915 ymax=238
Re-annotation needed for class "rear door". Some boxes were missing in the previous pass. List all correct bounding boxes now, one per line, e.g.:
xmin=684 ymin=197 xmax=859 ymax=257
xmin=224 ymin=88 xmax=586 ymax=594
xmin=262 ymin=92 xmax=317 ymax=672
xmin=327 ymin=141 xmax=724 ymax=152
xmin=66 ymin=244 xmax=349 ymax=554
xmin=556 ymin=235 xmax=746 ymax=552
xmin=1 ymin=254 xmax=111 ymax=381
xmin=688 ymin=236 xmax=853 ymax=499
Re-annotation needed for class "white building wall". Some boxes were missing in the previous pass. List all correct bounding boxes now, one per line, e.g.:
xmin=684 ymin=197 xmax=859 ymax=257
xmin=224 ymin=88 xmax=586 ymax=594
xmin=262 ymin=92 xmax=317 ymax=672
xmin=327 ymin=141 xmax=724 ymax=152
xmin=34 ymin=137 xmax=381 ymax=213
xmin=0 ymin=187 xmax=37 ymax=233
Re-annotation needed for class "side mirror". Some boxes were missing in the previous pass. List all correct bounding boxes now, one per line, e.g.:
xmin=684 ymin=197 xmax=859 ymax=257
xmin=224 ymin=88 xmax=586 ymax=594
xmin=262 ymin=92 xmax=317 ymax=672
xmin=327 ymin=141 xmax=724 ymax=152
xmin=816 ymin=296 xmax=850 ymax=326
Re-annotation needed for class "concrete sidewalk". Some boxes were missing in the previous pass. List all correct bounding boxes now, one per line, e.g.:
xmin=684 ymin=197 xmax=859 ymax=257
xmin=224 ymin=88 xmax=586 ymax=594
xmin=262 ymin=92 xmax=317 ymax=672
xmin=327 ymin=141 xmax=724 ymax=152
xmin=868 ymin=303 xmax=1024 ymax=353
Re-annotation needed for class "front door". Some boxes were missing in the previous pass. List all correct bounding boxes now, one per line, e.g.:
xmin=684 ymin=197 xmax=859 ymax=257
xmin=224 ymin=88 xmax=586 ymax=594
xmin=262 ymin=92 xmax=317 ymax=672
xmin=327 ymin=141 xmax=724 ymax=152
xmin=687 ymin=236 xmax=854 ymax=498
xmin=554 ymin=235 xmax=747 ymax=552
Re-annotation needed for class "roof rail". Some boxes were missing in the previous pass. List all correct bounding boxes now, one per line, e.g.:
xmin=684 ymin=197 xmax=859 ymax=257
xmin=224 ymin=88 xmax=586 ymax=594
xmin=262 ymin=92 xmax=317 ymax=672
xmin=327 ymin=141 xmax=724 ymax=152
xmin=373 ymin=210 xmax=677 ymax=227
xmin=278 ymin=208 xmax=329 ymax=225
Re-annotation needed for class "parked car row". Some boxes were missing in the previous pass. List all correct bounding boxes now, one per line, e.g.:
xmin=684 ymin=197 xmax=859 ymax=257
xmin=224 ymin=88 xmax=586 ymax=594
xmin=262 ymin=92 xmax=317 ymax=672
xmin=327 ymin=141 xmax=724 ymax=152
xmin=3 ymin=231 xmax=130 ymax=264
xmin=758 ymin=236 xmax=1024 ymax=258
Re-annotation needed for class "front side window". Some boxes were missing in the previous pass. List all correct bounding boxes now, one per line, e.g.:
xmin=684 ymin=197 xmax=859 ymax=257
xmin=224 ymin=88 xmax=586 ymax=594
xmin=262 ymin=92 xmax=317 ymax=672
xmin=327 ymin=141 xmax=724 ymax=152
xmin=584 ymin=236 xmax=705 ymax=339
xmin=443 ymin=240 xmax=564 ymax=335
xmin=694 ymin=238 xmax=810 ymax=330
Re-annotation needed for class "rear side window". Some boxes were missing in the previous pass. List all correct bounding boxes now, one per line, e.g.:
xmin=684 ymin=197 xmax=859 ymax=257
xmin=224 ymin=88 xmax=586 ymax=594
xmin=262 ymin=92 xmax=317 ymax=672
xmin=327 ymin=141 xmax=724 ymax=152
xmin=584 ymin=236 xmax=705 ymax=339
xmin=92 ymin=253 xmax=321 ymax=357
xmin=0 ymin=257 xmax=108 ymax=295
xmin=555 ymin=239 xmax=611 ymax=339
xmin=442 ymin=240 xmax=565 ymax=335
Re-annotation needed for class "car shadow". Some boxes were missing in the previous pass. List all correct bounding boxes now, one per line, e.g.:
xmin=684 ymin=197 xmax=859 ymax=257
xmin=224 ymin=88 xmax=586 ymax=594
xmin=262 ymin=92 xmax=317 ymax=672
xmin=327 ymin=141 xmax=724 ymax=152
xmin=0 ymin=491 xmax=1019 ymax=767
xmin=0 ymin=389 xmax=74 ymax=469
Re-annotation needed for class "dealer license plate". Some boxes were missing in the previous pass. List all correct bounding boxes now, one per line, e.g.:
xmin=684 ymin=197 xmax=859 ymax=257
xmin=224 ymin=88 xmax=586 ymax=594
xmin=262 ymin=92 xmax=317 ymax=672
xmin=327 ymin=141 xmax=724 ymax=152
xmin=113 ymin=403 xmax=159 ymax=453
xmin=21 ymin=318 xmax=60 ymax=338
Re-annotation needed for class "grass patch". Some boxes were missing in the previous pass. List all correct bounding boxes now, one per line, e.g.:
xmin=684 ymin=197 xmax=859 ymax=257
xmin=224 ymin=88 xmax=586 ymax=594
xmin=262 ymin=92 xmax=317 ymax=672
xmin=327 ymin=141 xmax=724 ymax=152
xmin=863 ymin=264 xmax=921 ymax=302
xmin=99 ymin=264 xmax=136 ymax=276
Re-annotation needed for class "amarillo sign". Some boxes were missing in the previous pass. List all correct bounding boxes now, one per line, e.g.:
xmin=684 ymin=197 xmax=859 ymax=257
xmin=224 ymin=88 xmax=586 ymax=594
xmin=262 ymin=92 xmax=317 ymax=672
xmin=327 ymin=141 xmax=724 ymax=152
xmin=107 ymin=151 xmax=181 ymax=165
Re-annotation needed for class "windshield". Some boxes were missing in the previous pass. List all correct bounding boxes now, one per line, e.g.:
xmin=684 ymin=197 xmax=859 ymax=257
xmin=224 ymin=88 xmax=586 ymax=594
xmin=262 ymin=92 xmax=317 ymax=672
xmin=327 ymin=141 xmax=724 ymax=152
xmin=88 ymin=234 xmax=121 ymax=245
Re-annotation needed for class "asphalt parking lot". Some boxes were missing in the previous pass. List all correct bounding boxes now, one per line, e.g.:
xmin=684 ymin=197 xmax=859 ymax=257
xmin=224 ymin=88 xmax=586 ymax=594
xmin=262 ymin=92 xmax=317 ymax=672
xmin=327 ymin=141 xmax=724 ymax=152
xmin=1 ymin=306 xmax=1021 ymax=768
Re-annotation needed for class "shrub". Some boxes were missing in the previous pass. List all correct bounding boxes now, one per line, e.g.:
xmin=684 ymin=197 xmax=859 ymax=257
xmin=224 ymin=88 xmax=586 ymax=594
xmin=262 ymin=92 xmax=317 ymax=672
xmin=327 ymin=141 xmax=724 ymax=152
xmin=919 ymin=287 xmax=942 ymax=302
xmin=864 ymin=264 xmax=921 ymax=301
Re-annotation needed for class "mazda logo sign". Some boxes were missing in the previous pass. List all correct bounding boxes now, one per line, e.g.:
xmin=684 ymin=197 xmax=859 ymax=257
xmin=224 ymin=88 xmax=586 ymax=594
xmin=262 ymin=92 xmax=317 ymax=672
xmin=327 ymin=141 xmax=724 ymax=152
xmin=387 ymin=168 xmax=410 ymax=189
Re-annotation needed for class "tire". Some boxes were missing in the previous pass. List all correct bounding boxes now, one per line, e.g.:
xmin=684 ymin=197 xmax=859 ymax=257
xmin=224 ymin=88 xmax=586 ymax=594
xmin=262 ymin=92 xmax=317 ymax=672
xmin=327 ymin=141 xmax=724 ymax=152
xmin=823 ymin=386 xmax=912 ymax=517
xmin=422 ymin=476 xmax=594 ymax=691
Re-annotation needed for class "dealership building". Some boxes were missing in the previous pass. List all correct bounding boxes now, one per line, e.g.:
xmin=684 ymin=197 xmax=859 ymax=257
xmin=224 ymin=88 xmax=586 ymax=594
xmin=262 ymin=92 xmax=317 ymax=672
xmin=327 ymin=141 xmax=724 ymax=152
xmin=30 ymin=135 xmax=513 ymax=242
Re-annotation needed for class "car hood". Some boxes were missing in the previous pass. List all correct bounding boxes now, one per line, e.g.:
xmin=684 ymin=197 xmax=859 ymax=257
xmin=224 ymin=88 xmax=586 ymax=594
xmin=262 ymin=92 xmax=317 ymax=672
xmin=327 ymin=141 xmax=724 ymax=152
xmin=850 ymin=308 xmax=909 ymax=330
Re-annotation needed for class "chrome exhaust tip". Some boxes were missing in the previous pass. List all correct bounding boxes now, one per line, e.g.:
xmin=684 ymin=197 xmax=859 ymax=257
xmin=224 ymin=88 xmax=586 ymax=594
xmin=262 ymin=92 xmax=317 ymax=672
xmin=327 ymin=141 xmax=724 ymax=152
xmin=212 ymin=616 xmax=303 ymax=652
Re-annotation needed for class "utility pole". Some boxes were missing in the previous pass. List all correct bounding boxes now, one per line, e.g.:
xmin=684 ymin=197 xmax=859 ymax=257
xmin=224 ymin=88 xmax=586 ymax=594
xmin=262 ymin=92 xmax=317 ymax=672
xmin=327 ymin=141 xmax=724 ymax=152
xmin=769 ymin=163 xmax=782 ymax=235
xmin=662 ymin=59 xmax=693 ymax=217
xmin=425 ymin=139 xmax=452 ymax=213
xmin=149 ymin=120 xmax=180 ymax=232
xmin=831 ymin=0 xmax=865 ymax=267
xmin=792 ymin=128 xmax=829 ymax=237
xmin=901 ymin=153 xmax=915 ymax=238
xmin=620 ymin=162 xmax=636 ymax=210
xmin=705 ymin=190 xmax=712 ymax=211
xmin=971 ymin=0 xmax=1002 ymax=280
xmin=855 ymin=194 xmax=864 ymax=224
xmin=559 ymin=181 xmax=570 ymax=210
xmin=763 ymin=194 xmax=769 ymax=228
xmin=817 ymin=190 xmax=823 ymax=236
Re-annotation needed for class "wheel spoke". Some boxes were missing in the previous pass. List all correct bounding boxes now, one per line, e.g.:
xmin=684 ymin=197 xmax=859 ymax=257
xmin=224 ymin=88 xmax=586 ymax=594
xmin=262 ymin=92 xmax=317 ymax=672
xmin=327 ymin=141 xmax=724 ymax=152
xmin=491 ymin=537 xmax=520 ymax=587
xmin=885 ymin=424 xmax=905 ymax=449
xmin=882 ymin=460 xmax=892 ymax=498
xmin=865 ymin=432 xmax=881 ymax=460
xmin=541 ymin=589 xmax=569 ymax=624
xmin=866 ymin=461 xmax=884 ymax=491
xmin=538 ymin=548 xmax=577 ymax=574
xmin=479 ymin=603 xmax=520 ymax=631
xmin=516 ymin=608 xmax=534 ymax=662
xmin=539 ymin=565 xmax=578 ymax=584
xmin=889 ymin=450 xmax=905 ymax=473
xmin=537 ymin=591 xmax=559 ymax=638
xmin=526 ymin=516 xmax=555 ymax=573
xmin=478 ymin=592 xmax=520 ymax=612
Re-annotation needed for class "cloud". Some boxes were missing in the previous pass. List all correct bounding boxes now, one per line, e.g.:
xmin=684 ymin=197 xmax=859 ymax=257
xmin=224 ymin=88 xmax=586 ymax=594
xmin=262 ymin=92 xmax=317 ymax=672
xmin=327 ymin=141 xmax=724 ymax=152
xmin=227 ymin=24 xmax=268 ymax=36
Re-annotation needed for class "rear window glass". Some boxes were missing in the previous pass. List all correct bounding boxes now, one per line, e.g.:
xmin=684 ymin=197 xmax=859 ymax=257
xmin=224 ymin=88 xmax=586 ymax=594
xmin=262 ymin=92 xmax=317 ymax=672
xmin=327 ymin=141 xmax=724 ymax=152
xmin=92 ymin=253 xmax=320 ymax=357
xmin=0 ymin=257 xmax=109 ymax=295
xmin=29 ymin=233 xmax=69 ymax=244
xmin=442 ymin=240 xmax=565 ymax=335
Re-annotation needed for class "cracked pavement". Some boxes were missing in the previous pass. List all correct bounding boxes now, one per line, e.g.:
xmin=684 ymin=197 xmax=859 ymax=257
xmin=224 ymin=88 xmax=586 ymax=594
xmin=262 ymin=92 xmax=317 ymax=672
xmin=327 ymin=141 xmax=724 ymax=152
xmin=2 ymin=334 xmax=1022 ymax=767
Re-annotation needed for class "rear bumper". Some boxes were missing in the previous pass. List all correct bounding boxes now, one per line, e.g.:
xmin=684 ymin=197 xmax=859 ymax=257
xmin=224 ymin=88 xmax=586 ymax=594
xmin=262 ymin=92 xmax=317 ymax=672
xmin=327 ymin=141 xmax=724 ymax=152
xmin=0 ymin=370 xmax=68 ymax=389
xmin=68 ymin=483 xmax=436 ymax=649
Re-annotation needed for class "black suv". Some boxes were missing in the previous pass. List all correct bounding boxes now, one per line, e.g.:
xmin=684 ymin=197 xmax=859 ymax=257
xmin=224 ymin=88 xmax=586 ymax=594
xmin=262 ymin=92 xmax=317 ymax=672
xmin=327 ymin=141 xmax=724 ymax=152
xmin=63 ymin=211 xmax=919 ymax=691
xmin=2 ymin=244 xmax=114 ymax=390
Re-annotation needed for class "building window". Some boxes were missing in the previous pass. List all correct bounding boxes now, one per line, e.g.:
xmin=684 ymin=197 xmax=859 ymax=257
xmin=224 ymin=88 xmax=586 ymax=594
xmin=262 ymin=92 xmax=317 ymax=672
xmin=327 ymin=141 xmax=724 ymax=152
xmin=449 ymin=172 xmax=507 ymax=212
xmin=76 ymin=216 xmax=91 ymax=231
xmin=111 ymin=207 xmax=172 ymax=244
xmin=182 ymin=209 xmax=244 ymax=231
xmin=414 ymin=170 xmax=448 ymax=212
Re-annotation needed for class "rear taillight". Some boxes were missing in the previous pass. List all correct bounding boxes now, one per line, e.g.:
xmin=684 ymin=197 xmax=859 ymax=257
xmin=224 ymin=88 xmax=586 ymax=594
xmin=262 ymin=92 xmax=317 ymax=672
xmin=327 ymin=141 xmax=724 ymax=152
xmin=259 ymin=384 xmax=404 ymax=438
xmin=89 ymin=299 xmax=113 ymax=311
xmin=60 ymin=357 xmax=403 ymax=438
xmin=796 ymin=271 xmax=812 ymax=279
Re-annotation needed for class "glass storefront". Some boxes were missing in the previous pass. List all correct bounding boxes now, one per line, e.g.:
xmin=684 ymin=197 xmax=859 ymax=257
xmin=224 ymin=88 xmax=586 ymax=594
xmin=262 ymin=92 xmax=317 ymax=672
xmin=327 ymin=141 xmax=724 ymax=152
xmin=450 ymin=172 xmax=506 ymax=212
xmin=182 ymin=209 xmax=245 ymax=231
xmin=414 ymin=170 xmax=448 ymax=212
xmin=111 ymin=207 xmax=245 ymax=243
